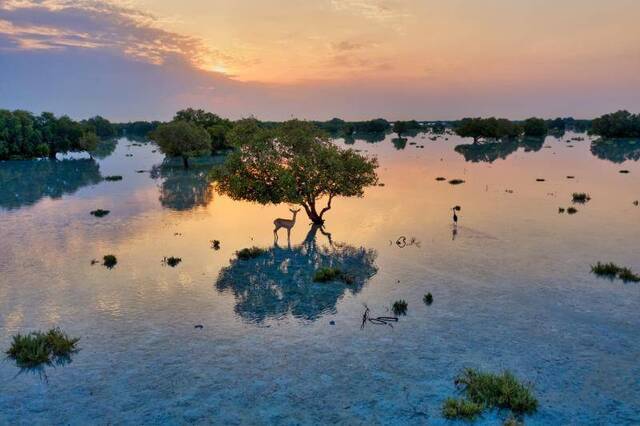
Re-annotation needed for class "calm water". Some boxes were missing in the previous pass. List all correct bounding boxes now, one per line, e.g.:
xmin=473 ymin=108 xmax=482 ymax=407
xmin=1 ymin=133 xmax=639 ymax=425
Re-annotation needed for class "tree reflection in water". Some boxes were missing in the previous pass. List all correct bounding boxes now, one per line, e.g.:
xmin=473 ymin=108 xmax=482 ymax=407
xmin=150 ymin=157 xmax=223 ymax=211
xmin=0 ymin=158 xmax=102 ymax=210
xmin=454 ymin=136 xmax=545 ymax=163
xmin=216 ymin=225 xmax=378 ymax=323
xmin=590 ymin=139 xmax=640 ymax=163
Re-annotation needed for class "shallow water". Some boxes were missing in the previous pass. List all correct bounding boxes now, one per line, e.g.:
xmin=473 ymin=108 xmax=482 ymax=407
xmin=1 ymin=133 xmax=639 ymax=424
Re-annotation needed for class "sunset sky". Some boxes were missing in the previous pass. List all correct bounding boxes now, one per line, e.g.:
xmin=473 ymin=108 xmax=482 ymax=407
xmin=1 ymin=0 xmax=639 ymax=121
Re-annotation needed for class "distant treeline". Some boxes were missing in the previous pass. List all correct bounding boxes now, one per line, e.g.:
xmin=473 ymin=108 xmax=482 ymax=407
xmin=2 ymin=107 xmax=637 ymax=161
xmin=0 ymin=110 xmax=103 ymax=160
xmin=452 ymin=116 xmax=593 ymax=143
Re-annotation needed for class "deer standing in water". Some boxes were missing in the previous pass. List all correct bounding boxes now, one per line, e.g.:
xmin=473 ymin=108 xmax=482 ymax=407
xmin=274 ymin=208 xmax=300 ymax=243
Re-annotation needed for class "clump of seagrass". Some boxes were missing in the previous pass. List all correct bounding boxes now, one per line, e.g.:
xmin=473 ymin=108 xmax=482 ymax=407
xmin=313 ymin=267 xmax=354 ymax=284
xmin=441 ymin=368 xmax=538 ymax=421
xmin=591 ymin=262 xmax=640 ymax=283
xmin=236 ymin=247 xmax=266 ymax=260
xmin=6 ymin=328 xmax=79 ymax=368
xmin=90 ymin=209 xmax=110 ymax=217
xmin=163 ymin=256 xmax=182 ymax=267
xmin=423 ymin=293 xmax=433 ymax=305
xmin=571 ymin=192 xmax=591 ymax=204
xmin=103 ymin=254 xmax=117 ymax=269
xmin=392 ymin=300 xmax=408 ymax=316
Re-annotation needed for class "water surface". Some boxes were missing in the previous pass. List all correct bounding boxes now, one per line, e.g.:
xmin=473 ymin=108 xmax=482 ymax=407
xmin=1 ymin=133 xmax=639 ymax=424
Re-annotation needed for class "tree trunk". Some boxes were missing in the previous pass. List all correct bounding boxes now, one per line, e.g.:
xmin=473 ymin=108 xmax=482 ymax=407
xmin=182 ymin=156 xmax=189 ymax=169
xmin=302 ymin=196 xmax=332 ymax=225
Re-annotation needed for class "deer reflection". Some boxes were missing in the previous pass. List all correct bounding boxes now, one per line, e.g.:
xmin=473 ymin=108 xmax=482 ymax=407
xmin=216 ymin=225 xmax=378 ymax=323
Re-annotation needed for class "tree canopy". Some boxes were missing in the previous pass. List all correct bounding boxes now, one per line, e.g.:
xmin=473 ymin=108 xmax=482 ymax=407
xmin=454 ymin=117 xmax=523 ymax=142
xmin=0 ymin=109 xmax=101 ymax=160
xmin=590 ymin=110 xmax=640 ymax=138
xmin=523 ymin=117 xmax=548 ymax=137
xmin=173 ymin=108 xmax=233 ymax=151
xmin=210 ymin=119 xmax=379 ymax=224
xmin=150 ymin=121 xmax=211 ymax=168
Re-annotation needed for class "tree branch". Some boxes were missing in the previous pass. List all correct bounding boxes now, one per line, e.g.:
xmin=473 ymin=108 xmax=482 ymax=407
xmin=319 ymin=194 xmax=334 ymax=218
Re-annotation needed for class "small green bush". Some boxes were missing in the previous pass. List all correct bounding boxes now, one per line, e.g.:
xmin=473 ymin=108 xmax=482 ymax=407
xmin=591 ymin=262 xmax=640 ymax=283
xmin=571 ymin=192 xmax=591 ymax=203
xmin=423 ymin=293 xmax=433 ymax=305
xmin=90 ymin=209 xmax=110 ymax=217
xmin=6 ymin=328 xmax=79 ymax=368
xmin=448 ymin=179 xmax=465 ymax=185
xmin=104 ymin=175 xmax=123 ymax=181
xmin=435 ymin=177 xmax=446 ymax=181
xmin=236 ymin=247 xmax=266 ymax=260
xmin=454 ymin=368 xmax=538 ymax=415
xmin=617 ymin=267 xmax=640 ymax=283
xmin=591 ymin=262 xmax=621 ymax=277
xmin=103 ymin=254 xmax=117 ymax=268
xmin=567 ymin=207 xmax=578 ymax=214
xmin=392 ymin=300 xmax=408 ymax=316
xmin=442 ymin=397 xmax=483 ymax=420
xmin=313 ymin=267 xmax=343 ymax=282
xmin=558 ymin=207 xmax=565 ymax=213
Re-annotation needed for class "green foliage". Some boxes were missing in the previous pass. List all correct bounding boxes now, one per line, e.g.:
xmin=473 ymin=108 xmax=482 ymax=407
xmin=454 ymin=117 xmax=523 ymax=142
xmin=567 ymin=207 xmax=578 ymax=214
xmin=173 ymin=108 xmax=233 ymax=151
xmin=351 ymin=118 xmax=390 ymax=134
xmin=617 ymin=267 xmax=640 ymax=283
xmin=523 ymin=117 xmax=548 ymax=137
xmin=0 ymin=109 xmax=98 ymax=159
xmin=211 ymin=120 xmax=379 ymax=224
xmin=571 ymin=192 xmax=591 ymax=203
xmin=393 ymin=121 xmax=413 ymax=136
xmin=115 ymin=121 xmax=161 ymax=139
xmin=6 ymin=328 xmax=79 ymax=368
xmin=150 ymin=120 xmax=211 ymax=168
xmin=449 ymin=179 xmax=465 ymax=185
xmin=103 ymin=254 xmax=117 ymax=268
xmin=78 ymin=132 xmax=100 ymax=153
xmin=423 ymin=293 xmax=433 ymax=305
xmin=591 ymin=262 xmax=640 ymax=282
xmin=104 ymin=175 xmax=123 ymax=181
xmin=442 ymin=397 xmax=483 ymax=420
xmin=82 ymin=115 xmax=116 ymax=139
xmin=237 ymin=246 xmax=267 ymax=260
xmin=90 ymin=209 xmax=110 ymax=217
xmin=591 ymin=110 xmax=640 ymax=138
xmin=313 ymin=267 xmax=344 ymax=282
xmin=392 ymin=300 xmax=408 ymax=315
xmin=454 ymin=369 xmax=538 ymax=415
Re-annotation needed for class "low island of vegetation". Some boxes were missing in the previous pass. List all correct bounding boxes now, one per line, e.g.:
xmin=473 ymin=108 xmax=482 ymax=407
xmin=6 ymin=328 xmax=79 ymax=368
